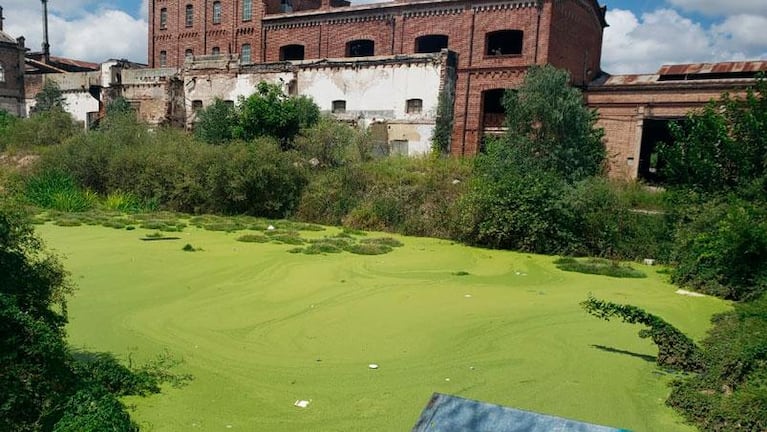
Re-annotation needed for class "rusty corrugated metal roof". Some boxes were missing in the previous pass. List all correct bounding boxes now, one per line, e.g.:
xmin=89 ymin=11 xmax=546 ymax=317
xmin=602 ymin=74 xmax=659 ymax=86
xmin=658 ymin=61 xmax=767 ymax=76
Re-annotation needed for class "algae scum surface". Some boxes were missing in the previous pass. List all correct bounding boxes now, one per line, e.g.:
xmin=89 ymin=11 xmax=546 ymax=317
xmin=37 ymin=223 xmax=728 ymax=432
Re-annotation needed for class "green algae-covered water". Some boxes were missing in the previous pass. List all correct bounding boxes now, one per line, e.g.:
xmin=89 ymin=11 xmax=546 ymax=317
xmin=37 ymin=223 xmax=728 ymax=432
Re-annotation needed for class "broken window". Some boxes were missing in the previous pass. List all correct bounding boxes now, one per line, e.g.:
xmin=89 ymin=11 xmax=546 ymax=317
xmin=332 ymin=100 xmax=346 ymax=114
xmin=242 ymin=0 xmax=253 ymax=20
xmin=192 ymin=100 xmax=203 ymax=112
xmin=279 ymin=44 xmax=305 ymax=61
xmin=406 ymin=98 xmax=423 ymax=114
xmin=212 ymin=2 xmax=222 ymax=24
xmin=160 ymin=8 xmax=168 ymax=29
xmin=185 ymin=49 xmax=194 ymax=61
xmin=185 ymin=4 xmax=194 ymax=27
xmin=346 ymin=39 xmax=374 ymax=57
xmin=482 ymin=88 xmax=507 ymax=128
xmin=415 ymin=35 xmax=448 ymax=53
xmin=241 ymin=44 xmax=252 ymax=63
xmin=485 ymin=30 xmax=523 ymax=56
xmin=0 ymin=63 xmax=5 ymax=83
xmin=159 ymin=50 xmax=167 ymax=67
xmin=212 ymin=46 xmax=221 ymax=55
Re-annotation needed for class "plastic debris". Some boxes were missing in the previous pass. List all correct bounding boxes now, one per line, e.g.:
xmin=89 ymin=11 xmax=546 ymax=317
xmin=294 ymin=400 xmax=310 ymax=408
xmin=369 ymin=364 xmax=379 ymax=369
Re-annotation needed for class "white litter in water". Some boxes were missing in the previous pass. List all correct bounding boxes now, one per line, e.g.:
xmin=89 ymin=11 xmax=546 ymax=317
xmin=469 ymin=366 xmax=475 ymax=370
xmin=676 ymin=289 xmax=706 ymax=298
xmin=643 ymin=258 xmax=656 ymax=266
xmin=445 ymin=378 xmax=451 ymax=382
xmin=464 ymin=294 xmax=472 ymax=298
xmin=515 ymin=271 xmax=521 ymax=275
xmin=226 ymin=425 xmax=233 ymax=429
xmin=294 ymin=400 xmax=310 ymax=408
xmin=267 ymin=225 xmax=276 ymax=231
xmin=369 ymin=364 xmax=379 ymax=369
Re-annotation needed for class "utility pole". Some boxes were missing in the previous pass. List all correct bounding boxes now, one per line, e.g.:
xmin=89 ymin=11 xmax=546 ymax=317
xmin=0 ymin=6 xmax=5 ymax=32
xmin=41 ymin=0 xmax=50 ymax=63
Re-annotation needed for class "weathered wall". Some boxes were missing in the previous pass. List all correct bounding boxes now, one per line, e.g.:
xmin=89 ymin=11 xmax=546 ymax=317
xmin=23 ymin=72 xmax=101 ymax=128
xmin=0 ymin=37 xmax=25 ymax=116
xmin=122 ymin=68 xmax=185 ymax=126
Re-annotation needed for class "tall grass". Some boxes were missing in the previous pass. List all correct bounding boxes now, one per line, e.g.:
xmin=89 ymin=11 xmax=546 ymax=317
xmin=23 ymin=171 xmax=97 ymax=212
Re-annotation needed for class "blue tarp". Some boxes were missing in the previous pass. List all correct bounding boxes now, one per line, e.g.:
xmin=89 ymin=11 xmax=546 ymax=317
xmin=412 ymin=393 xmax=631 ymax=432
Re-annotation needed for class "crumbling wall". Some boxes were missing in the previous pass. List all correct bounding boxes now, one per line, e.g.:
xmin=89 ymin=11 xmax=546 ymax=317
xmin=122 ymin=68 xmax=183 ymax=126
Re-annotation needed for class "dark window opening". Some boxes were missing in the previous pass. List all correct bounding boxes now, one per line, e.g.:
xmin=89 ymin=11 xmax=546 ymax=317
xmin=280 ymin=44 xmax=305 ymax=61
xmin=192 ymin=100 xmax=204 ymax=112
xmin=160 ymin=8 xmax=168 ymax=29
xmin=212 ymin=47 xmax=221 ymax=55
xmin=406 ymin=98 xmax=423 ymax=114
xmin=332 ymin=100 xmax=346 ymax=114
xmin=346 ymin=39 xmax=374 ymax=57
xmin=486 ymin=30 xmax=523 ymax=56
xmin=638 ymin=118 xmax=679 ymax=183
xmin=185 ymin=5 xmax=194 ymax=27
xmin=185 ymin=49 xmax=194 ymax=61
xmin=415 ymin=35 xmax=448 ymax=53
xmin=482 ymin=89 xmax=507 ymax=129
xmin=159 ymin=51 xmax=167 ymax=67
xmin=212 ymin=2 xmax=222 ymax=24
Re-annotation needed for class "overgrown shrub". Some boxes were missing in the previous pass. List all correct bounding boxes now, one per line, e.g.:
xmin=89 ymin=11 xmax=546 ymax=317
xmin=23 ymin=170 xmax=97 ymax=212
xmin=294 ymin=116 xmax=371 ymax=168
xmin=581 ymin=296 xmax=704 ymax=372
xmin=194 ymin=98 xmax=237 ymax=144
xmin=555 ymin=257 xmax=646 ymax=278
xmin=0 ymin=109 xmax=79 ymax=151
xmin=666 ymin=294 xmax=767 ymax=431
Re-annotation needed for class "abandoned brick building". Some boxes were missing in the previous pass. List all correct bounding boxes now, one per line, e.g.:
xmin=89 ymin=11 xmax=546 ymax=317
xmin=0 ymin=6 xmax=25 ymax=116
xmin=148 ymin=0 xmax=607 ymax=157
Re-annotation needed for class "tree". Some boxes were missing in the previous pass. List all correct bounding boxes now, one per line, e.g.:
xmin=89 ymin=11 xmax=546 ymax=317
xmin=32 ymin=80 xmax=67 ymax=114
xmin=657 ymin=77 xmax=767 ymax=194
xmin=502 ymin=65 xmax=605 ymax=182
xmin=194 ymin=98 xmax=237 ymax=144
xmin=233 ymin=81 xmax=320 ymax=147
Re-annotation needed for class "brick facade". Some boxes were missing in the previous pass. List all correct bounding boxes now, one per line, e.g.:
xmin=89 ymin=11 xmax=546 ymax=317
xmin=0 ymin=32 xmax=25 ymax=116
xmin=149 ymin=0 xmax=607 ymax=155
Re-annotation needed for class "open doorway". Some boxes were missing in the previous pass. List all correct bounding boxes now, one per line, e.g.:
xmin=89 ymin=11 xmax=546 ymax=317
xmin=638 ymin=118 xmax=678 ymax=183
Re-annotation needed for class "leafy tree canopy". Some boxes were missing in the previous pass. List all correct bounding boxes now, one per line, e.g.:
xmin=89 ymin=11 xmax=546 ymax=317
xmin=32 ymin=80 xmax=68 ymax=114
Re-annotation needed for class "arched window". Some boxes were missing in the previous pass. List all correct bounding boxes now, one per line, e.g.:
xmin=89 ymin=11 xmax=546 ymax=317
xmin=345 ymin=39 xmax=374 ymax=57
xmin=159 ymin=51 xmax=167 ymax=67
xmin=185 ymin=4 xmax=194 ymax=27
xmin=242 ymin=0 xmax=253 ymax=21
xmin=486 ymin=30 xmax=524 ymax=56
xmin=241 ymin=44 xmax=252 ymax=63
xmin=212 ymin=2 xmax=222 ymax=24
xmin=159 ymin=8 xmax=168 ymax=29
xmin=415 ymin=35 xmax=448 ymax=53
xmin=280 ymin=44 xmax=305 ymax=61
xmin=406 ymin=98 xmax=423 ymax=114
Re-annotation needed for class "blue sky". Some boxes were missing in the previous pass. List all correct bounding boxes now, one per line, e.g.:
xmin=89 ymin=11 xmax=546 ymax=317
xmin=2 ymin=0 xmax=766 ymax=73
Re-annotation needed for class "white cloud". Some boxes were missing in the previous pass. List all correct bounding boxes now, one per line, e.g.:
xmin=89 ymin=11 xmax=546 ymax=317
xmin=602 ymin=8 xmax=767 ymax=74
xmin=3 ymin=4 xmax=148 ymax=64
xmin=667 ymin=0 xmax=767 ymax=17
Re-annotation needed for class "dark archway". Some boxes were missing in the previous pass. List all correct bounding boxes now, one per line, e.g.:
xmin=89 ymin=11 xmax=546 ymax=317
xmin=280 ymin=44 xmax=305 ymax=61
xmin=346 ymin=39 xmax=375 ymax=57
xmin=415 ymin=35 xmax=448 ymax=53
xmin=485 ymin=30 xmax=523 ymax=56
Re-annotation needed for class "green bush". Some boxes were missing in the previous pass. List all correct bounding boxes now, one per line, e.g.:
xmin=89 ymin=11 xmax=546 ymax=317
xmin=671 ymin=197 xmax=767 ymax=300
xmin=0 ymin=109 xmax=79 ymax=151
xmin=294 ymin=116 xmax=371 ymax=168
xmin=53 ymin=388 xmax=138 ymax=432
xmin=554 ymin=257 xmax=646 ymax=279
xmin=194 ymin=98 xmax=237 ymax=144
xmin=667 ymin=294 xmax=767 ymax=431
xmin=23 ymin=170 xmax=97 ymax=212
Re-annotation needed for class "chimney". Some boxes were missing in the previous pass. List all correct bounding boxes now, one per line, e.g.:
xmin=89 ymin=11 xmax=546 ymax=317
xmin=1 ymin=6 xmax=5 ymax=31
xmin=42 ymin=0 xmax=50 ymax=63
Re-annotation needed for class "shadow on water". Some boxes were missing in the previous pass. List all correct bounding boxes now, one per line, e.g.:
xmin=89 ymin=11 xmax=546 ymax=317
xmin=591 ymin=344 xmax=656 ymax=363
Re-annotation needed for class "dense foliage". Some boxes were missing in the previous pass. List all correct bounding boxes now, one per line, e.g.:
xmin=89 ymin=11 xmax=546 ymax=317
xmin=581 ymin=296 xmax=704 ymax=372
xmin=667 ymin=294 xmax=767 ymax=431
xmin=31 ymin=80 xmax=67 ymax=114
xmin=0 ymin=206 xmax=182 ymax=431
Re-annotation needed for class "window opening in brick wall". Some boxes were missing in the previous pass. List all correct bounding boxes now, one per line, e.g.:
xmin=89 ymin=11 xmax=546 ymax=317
xmin=212 ymin=46 xmax=220 ymax=55
xmin=185 ymin=49 xmax=194 ymax=61
xmin=280 ymin=44 xmax=305 ymax=61
xmin=185 ymin=4 xmax=194 ymax=27
xmin=159 ymin=50 xmax=167 ymax=66
xmin=0 ymin=63 xmax=5 ymax=83
xmin=241 ymin=44 xmax=252 ymax=63
xmin=332 ymin=100 xmax=346 ymax=113
xmin=243 ymin=0 xmax=253 ymax=20
xmin=212 ymin=1 xmax=222 ymax=24
xmin=406 ymin=98 xmax=423 ymax=114
xmin=485 ymin=30 xmax=523 ymax=56
xmin=160 ymin=8 xmax=168 ymax=29
xmin=346 ymin=39 xmax=374 ymax=57
xmin=415 ymin=35 xmax=448 ymax=53
xmin=280 ymin=0 xmax=294 ymax=13
xmin=481 ymin=88 xmax=507 ymax=129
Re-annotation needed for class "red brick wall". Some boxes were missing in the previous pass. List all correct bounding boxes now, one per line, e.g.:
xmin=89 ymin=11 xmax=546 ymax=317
xmin=546 ymin=0 xmax=604 ymax=85
xmin=264 ymin=25 xmax=322 ymax=61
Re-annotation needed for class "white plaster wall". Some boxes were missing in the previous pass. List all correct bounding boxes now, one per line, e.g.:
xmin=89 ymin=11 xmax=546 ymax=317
xmin=387 ymin=123 xmax=435 ymax=155
xmin=296 ymin=63 xmax=442 ymax=121
xmin=63 ymin=92 xmax=100 ymax=127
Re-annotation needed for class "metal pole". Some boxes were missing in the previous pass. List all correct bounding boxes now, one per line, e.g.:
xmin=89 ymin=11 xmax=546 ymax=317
xmin=42 ymin=0 xmax=50 ymax=63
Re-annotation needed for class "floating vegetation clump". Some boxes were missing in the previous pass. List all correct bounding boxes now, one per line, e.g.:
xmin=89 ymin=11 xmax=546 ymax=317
xmin=554 ymin=257 xmax=646 ymax=279
xmin=236 ymin=234 xmax=270 ymax=243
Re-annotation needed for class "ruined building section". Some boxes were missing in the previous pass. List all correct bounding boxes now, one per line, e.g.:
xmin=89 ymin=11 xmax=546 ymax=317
xmin=0 ymin=22 xmax=26 ymax=116
xmin=587 ymin=61 xmax=767 ymax=180
xmin=149 ymin=0 xmax=607 ymax=155
xmin=170 ymin=50 xmax=455 ymax=154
